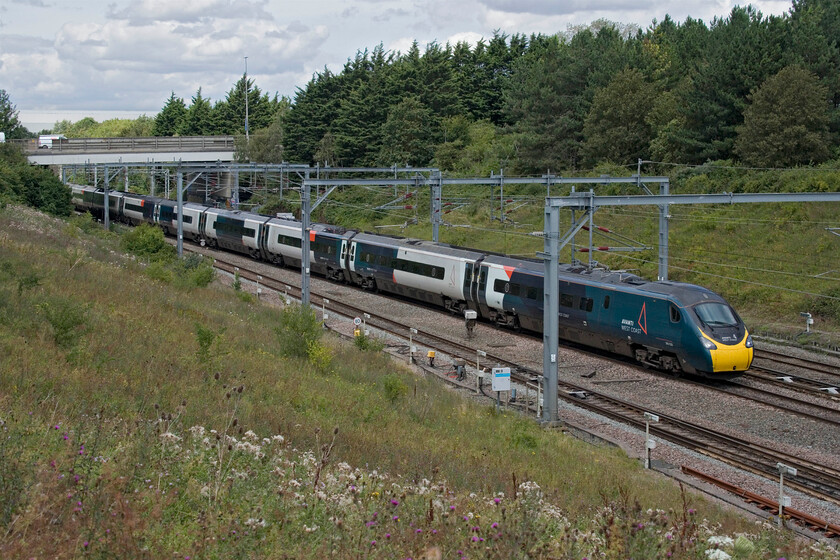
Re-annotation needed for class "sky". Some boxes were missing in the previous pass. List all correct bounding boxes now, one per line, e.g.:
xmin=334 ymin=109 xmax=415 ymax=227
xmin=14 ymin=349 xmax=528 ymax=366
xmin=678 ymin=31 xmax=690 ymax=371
xmin=2 ymin=0 xmax=793 ymax=132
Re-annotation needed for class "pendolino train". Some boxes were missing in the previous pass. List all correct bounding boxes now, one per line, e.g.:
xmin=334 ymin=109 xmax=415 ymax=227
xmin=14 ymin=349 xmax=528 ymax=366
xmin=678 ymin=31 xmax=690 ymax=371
xmin=70 ymin=184 xmax=754 ymax=379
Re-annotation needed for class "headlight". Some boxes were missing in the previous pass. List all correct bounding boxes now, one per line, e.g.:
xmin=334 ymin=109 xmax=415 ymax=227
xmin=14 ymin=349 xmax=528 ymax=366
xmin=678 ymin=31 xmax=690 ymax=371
xmin=701 ymin=338 xmax=717 ymax=350
xmin=745 ymin=334 xmax=753 ymax=348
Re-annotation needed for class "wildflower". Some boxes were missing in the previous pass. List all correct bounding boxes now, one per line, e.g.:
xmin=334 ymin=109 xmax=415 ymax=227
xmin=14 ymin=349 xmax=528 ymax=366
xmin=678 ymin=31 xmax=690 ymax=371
xmin=494 ymin=498 xmax=501 ymax=504
xmin=416 ymin=529 xmax=422 ymax=534
xmin=393 ymin=516 xmax=399 ymax=522
xmin=390 ymin=499 xmax=399 ymax=506
xmin=491 ymin=522 xmax=498 ymax=529
xmin=385 ymin=533 xmax=391 ymax=539
xmin=371 ymin=540 xmax=376 ymax=546
xmin=83 ymin=541 xmax=89 ymax=547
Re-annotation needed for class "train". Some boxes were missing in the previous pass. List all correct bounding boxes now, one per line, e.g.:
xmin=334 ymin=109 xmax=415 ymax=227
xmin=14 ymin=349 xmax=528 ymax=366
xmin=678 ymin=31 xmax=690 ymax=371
xmin=70 ymin=184 xmax=754 ymax=379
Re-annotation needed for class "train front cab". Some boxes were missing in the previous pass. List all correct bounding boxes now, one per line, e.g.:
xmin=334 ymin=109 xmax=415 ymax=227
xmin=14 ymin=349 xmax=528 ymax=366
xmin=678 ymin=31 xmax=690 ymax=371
xmin=697 ymin=331 xmax=754 ymax=376
xmin=684 ymin=301 xmax=754 ymax=377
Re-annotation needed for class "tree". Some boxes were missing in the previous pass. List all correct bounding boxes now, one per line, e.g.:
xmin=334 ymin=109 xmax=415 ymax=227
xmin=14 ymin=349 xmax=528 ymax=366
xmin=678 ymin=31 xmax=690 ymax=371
xmin=0 ymin=90 xmax=31 ymax=139
xmin=283 ymin=69 xmax=343 ymax=163
xmin=661 ymin=7 xmax=788 ymax=163
xmin=180 ymin=88 xmax=215 ymax=135
xmin=153 ymin=92 xmax=187 ymax=136
xmin=735 ymin=65 xmax=831 ymax=167
xmin=377 ymin=96 xmax=435 ymax=166
xmin=239 ymin=101 xmax=290 ymax=163
xmin=582 ymin=68 xmax=657 ymax=165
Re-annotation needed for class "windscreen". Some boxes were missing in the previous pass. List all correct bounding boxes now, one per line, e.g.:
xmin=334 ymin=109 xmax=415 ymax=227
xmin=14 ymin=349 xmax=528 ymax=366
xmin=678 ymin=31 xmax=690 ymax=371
xmin=694 ymin=303 xmax=739 ymax=327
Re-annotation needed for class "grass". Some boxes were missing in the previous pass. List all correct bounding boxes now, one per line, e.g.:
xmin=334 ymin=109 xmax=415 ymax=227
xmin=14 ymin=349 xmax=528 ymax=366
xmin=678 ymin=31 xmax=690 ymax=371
xmin=0 ymin=204 xmax=837 ymax=558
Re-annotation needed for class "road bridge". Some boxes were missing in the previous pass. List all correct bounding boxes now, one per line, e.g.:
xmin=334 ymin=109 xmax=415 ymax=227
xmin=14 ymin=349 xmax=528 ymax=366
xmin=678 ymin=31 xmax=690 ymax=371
xmin=17 ymin=136 xmax=236 ymax=165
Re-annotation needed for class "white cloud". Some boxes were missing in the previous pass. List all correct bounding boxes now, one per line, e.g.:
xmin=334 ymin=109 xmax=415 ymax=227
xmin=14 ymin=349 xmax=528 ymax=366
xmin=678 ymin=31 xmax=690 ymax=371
xmin=0 ymin=0 xmax=793 ymax=120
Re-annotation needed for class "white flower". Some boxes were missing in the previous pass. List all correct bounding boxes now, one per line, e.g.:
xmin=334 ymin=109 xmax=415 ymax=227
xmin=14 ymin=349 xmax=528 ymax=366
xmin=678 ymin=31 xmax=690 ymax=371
xmin=245 ymin=517 xmax=266 ymax=528
xmin=707 ymin=536 xmax=734 ymax=547
xmin=243 ymin=430 xmax=259 ymax=441
xmin=705 ymin=549 xmax=731 ymax=560
xmin=189 ymin=426 xmax=206 ymax=438
xmin=160 ymin=432 xmax=182 ymax=443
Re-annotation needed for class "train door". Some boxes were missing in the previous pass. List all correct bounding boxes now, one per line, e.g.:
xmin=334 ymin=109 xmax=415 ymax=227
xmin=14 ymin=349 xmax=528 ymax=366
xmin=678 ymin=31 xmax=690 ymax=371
xmin=199 ymin=211 xmax=208 ymax=244
xmin=475 ymin=264 xmax=491 ymax=317
xmin=349 ymin=242 xmax=357 ymax=274
xmin=463 ymin=262 xmax=474 ymax=305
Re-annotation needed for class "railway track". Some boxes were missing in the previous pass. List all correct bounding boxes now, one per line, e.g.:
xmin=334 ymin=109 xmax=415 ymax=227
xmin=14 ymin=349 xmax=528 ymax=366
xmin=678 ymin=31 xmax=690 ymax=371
xmin=200 ymin=251 xmax=840 ymax=518
xmin=748 ymin=348 xmax=840 ymax=398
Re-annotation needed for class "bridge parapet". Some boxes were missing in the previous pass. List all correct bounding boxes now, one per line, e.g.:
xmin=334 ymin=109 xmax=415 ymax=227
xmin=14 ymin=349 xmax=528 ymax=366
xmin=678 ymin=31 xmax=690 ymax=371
xmin=13 ymin=135 xmax=235 ymax=155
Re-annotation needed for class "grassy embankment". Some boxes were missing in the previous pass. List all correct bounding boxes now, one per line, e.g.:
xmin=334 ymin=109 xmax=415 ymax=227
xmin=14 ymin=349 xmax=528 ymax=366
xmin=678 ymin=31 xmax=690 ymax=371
xmin=0 ymin=205 xmax=835 ymax=559
xmin=306 ymin=163 xmax=840 ymax=349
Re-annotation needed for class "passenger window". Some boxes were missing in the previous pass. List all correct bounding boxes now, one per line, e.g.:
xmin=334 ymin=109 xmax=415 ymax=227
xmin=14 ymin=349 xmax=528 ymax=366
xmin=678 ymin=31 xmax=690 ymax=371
xmin=670 ymin=305 xmax=681 ymax=323
xmin=560 ymin=294 xmax=573 ymax=308
xmin=579 ymin=297 xmax=593 ymax=312
xmin=603 ymin=295 xmax=610 ymax=309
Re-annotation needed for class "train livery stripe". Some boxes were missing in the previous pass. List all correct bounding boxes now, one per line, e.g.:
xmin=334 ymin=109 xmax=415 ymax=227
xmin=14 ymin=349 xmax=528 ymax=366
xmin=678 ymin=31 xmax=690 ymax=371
xmin=503 ymin=266 xmax=514 ymax=279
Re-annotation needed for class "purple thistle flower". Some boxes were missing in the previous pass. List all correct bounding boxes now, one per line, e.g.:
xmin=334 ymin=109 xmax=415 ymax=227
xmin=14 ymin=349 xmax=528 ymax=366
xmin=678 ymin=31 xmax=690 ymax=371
xmin=450 ymin=505 xmax=456 ymax=510
xmin=370 ymin=540 xmax=376 ymax=546
xmin=390 ymin=499 xmax=399 ymax=506
xmin=393 ymin=516 xmax=399 ymax=522
xmin=492 ymin=522 xmax=498 ymax=529
xmin=83 ymin=541 xmax=89 ymax=547
xmin=494 ymin=497 xmax=501 ymax=504
xmin=416 ymin=529 xmax=422 ymax=533
xmin=385 ymin=533 xmax=391 ymax=539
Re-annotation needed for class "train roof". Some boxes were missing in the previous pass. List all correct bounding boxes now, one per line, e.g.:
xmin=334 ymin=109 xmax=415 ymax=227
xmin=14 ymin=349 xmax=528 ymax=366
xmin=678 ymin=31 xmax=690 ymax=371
xmin=482 ymin=254 xmax=725 ymax=306
xmin=352 ymin=232 xmax=487 ymax=258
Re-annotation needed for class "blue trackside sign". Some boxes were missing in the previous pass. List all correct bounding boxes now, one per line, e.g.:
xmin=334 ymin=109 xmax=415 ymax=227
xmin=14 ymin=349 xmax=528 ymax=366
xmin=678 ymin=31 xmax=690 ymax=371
xmin=492 ymin=367 xmax=511 ymax=392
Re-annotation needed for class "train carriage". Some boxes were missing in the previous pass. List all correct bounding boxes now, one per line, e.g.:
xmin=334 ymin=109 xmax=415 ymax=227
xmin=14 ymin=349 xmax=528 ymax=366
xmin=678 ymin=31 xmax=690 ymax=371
xmin=154 ymin=200 xmax=205 ymax=242
xmin=312 ymin=225 xmax=355 ymax=282
xmin=70 ymin=185 xmax=124 ymax=221
xmin=203 ymin=208 xmax=269 ymax=258
xmin=348 ymin=234 xmax=483 ymax=313
xmin=262 ymin=217 xmax=306 ymax=266
xmin=475 ymin=256 xmax=545 ymax=331
xmin=122 ymin=194 xmax=159 ymax=226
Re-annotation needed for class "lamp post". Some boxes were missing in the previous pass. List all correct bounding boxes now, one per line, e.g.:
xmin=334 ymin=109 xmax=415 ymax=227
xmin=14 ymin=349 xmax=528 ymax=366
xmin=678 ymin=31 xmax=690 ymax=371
xmin=244 ymin=56 xmax=249 ymax=141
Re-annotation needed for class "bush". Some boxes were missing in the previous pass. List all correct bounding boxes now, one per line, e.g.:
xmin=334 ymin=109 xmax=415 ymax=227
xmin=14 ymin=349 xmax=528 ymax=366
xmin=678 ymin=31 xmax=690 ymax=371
xmin=121 ymin=224 xmax=175 ymax=262
xmin=275 ymin=304 xmax=322 ymax=359
xmin=37 ymin=298 xmax=89 ymax=349
xmin=172 ymin=253 xmax=214 ymax=289
xmin=382 ymin=373 xmax=408 ymax=403
xmin=353 ymin=331 xmax=385 ymax=352
xmin=69 ymin=212 xmax=100 ymax=234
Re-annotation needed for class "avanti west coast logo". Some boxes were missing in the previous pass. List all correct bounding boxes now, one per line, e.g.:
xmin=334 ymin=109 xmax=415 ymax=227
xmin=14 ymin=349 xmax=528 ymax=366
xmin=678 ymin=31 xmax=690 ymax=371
xmin=620 ymin=303 xmax=648 ymax=335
